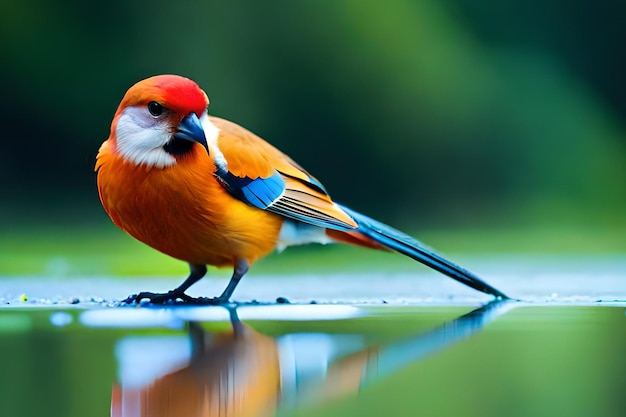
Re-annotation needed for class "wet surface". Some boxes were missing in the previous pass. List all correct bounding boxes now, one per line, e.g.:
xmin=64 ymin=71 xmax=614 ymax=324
xmin=1 ymin=257 xmax=625 ymax=417
xmin=1 ymin=300 xmax=625 ymax=417
xmin=2 ymin=254 xmax=626 ymax=305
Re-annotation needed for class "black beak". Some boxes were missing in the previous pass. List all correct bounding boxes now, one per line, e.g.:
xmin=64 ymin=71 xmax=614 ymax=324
xmin=174 ymin=113 xmax=208 ymax=151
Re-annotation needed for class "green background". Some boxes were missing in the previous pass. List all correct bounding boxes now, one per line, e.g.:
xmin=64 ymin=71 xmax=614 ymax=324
xmin=1 ymin=0 xmax=624 ymax=263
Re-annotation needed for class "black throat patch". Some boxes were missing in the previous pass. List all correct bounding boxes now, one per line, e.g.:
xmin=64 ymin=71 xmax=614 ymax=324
xmin=163 ymin=139 xmax=195 ymax=156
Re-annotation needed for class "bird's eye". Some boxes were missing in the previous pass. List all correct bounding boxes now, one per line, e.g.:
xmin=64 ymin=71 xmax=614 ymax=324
xmin=147 ymin=101 xmax=165 ymax=117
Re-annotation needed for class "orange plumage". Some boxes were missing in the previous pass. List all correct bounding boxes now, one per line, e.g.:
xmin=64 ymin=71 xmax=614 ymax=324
xmin=97 ymin=137 xmax=283 ymax=268
xmin=96 ymin=75 xmax=507 ymax=303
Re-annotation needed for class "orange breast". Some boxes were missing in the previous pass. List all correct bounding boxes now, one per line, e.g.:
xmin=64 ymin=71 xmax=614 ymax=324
xmin=96 ymin=142 xmax=284 ymax=268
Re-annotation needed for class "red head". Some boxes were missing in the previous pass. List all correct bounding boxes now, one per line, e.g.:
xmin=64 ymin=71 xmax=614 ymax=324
xmin=116 ymin=75 xmax=209 ymax=118
xmin=108 ymin=75 xmax=213 ymax=168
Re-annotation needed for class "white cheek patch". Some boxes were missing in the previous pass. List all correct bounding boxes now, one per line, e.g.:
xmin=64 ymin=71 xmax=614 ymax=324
xmin=277 ymin=220 xmax=334 ymax=252
xmin=116 ymin=110 xmax=176 ymax=168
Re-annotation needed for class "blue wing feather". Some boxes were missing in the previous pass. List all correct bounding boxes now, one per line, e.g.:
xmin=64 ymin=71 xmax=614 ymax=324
xmin=215 ymin=167 xmax=356 ymax=230
xmin=216 ymin=169 xmax=285 ymax=209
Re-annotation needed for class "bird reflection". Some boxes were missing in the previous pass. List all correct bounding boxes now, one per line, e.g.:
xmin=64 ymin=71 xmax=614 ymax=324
xmin=111 ymin=301 xmax=514 ymax=417
xmin=111 ymin=308 xmax=280 ymax=417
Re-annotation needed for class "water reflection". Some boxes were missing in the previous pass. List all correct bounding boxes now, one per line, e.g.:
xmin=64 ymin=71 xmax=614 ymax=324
xmin=111 ymin=310 xmax=281 ymax=417
xmin=109 ymin=301 xmax=514 ymax=417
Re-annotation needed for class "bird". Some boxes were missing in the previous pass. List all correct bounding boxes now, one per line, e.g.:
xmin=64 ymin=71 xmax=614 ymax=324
xmin=96 ymin=74 xmax=508 ymax=304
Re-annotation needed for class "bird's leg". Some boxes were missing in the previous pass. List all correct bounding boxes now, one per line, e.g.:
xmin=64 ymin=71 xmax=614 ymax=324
xmin=225 ymin=304 xmax=244 ymax=336
xmin=173 ymin=263 xmax=209 ymax=294
xmin=123 ymin=263 xmax=207 ymax=305
xmin=199 ymin=260 xmax=249 ymax=305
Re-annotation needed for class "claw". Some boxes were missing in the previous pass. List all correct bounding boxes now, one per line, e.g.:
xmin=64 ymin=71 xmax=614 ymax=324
xmin=122 ymin=290 xmax=194 ymax=305
xmin=122 ymin=291 xmax=233 ymax=306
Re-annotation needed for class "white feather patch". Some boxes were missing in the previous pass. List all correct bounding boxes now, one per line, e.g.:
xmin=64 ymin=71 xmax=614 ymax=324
xmin=115 ymin=108 xmax=175 ymax=168
xmin=277 ymin=220 xmax=334 ymax=252
xmin=199 ymin=112 xmax=227 ymax=172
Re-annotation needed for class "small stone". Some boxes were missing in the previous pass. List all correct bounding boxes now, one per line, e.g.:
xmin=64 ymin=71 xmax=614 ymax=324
xmin=69 ymin=297 xmax=80 ymax=305
xmin=276 ymin=296 xmax=290 ymax=304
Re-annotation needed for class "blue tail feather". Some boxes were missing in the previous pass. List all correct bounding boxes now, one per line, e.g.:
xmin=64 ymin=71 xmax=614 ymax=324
xmin=338 ymin=205 xmax=508 ymax=299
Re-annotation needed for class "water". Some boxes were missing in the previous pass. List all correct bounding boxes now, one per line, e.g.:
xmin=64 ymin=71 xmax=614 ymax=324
xmin=2 ymin=256 xmax=626 ymax=417
xmin=0 ymin=301 xmax=624 ymax=417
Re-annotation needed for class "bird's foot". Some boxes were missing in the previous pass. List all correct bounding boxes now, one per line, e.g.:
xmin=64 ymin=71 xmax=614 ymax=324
xmin=123 ymin=290 xmax=195 ymax=305
xmin=122 ymin=291 xmax=232 ymax=306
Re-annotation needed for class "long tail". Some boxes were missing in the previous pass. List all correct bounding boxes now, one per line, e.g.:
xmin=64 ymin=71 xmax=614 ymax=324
xmin=329 ymin=205 xmax=508 ymax=299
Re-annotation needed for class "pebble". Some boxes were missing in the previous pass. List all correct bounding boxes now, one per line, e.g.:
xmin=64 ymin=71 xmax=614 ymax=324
xmin=276 ymin=296 xmax=290 ymax=304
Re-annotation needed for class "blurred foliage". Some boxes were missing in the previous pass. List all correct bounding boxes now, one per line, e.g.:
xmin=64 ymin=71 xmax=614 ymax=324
xmin=0 ymin=0 xmax=624 ymax=236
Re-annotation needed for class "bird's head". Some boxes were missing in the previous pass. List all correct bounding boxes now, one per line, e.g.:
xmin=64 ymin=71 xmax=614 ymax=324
xmin=109 ymin=74 xmax=216 ymax=168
